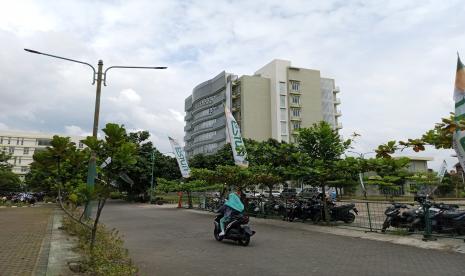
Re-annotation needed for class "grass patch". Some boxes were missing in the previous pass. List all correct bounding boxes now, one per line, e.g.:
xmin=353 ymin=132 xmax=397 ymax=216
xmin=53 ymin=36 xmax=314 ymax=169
xmin=0 ymin=200 xmax=31 ymax=207
xmin=62 ymin=215 xmax=138 ymax=275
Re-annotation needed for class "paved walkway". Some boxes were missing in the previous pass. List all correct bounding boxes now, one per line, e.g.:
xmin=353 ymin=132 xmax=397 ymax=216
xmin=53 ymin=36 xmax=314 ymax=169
xmin=0 ymin=204 xmax=54 ymax=276
xmin=101 ymin=201 xmax=465 ymax=276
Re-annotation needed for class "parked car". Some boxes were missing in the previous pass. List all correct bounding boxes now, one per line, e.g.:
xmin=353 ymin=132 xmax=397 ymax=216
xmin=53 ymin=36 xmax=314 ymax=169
xmin=244 ymin=191 xmax=260 ymax=198
xmin=262 ymin=190 xmax=281 ymax=198
xmin=280 ymin=188 xmax=297 ymax=198
xmin=298 ymin=187 xmax=320 ymax=198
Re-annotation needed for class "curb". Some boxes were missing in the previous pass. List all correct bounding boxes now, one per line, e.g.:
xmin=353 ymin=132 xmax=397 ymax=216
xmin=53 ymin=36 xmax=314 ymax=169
xmin=32 ymin=206 xmax=55 ymax=275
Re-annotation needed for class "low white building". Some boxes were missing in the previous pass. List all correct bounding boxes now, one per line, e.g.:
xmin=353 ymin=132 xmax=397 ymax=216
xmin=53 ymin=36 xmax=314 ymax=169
xmin=0 ymin=131 xmax=85 ymax=181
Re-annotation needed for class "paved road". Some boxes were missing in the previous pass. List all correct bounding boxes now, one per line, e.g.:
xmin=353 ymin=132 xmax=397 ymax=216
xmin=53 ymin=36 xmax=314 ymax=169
xmin=0 ymin=205 xmax=54 ymax=276
xmin=101 ymin=201 xmax=465 ymax=276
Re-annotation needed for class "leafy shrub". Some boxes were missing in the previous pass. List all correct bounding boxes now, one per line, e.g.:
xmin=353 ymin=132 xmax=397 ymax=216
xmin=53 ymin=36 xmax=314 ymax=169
xmin=62 ymin=216 xmax=138 ymax=275
xmin=110 ymin=191 xmax=122 ymax=199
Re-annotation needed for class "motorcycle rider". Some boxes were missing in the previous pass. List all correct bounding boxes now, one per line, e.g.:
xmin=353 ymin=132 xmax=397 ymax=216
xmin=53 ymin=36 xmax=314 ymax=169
xmin=218 ymin=190 xmax=245 ymax=236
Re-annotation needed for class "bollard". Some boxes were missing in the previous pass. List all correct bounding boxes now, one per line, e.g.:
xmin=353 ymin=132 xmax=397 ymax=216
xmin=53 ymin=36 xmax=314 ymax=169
xmin=422 ymin=201 xmax=437 ymax=241
xmin=366 ymin=202 xmax=373 ymax=232
xmin=177 ymin=191 xmax=183 ymax=208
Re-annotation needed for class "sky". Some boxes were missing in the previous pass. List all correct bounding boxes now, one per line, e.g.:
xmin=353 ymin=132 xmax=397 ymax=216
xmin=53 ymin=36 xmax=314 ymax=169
xmin=1 ymin=0 xmax=464 ymax=171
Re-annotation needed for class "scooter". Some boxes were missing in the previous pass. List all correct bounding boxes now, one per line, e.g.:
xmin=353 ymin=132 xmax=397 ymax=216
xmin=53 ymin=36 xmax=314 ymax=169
xmin=213 ymin=214 xmax=256 ymax=246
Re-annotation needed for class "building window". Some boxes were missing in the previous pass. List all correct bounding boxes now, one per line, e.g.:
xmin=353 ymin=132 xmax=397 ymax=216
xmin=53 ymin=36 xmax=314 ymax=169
xmin=13 ymin=156 xmax=17 ymax=165
xmin=291 ymin=95 xmax=300 ymax=104
xmin=293 ymin=122 xmax=301 ymax=129
xmin=193 ymin=131 xmax=217 ymax=143
xmin=280 ymin=95 xmax=286 ymax=108
xmin=16 ymin=138 xmax=20 ymax=145
xmin=292 ymin=108 xmax=301 ymax=117
xmin=290 ymin=80 xmax=300 ymax=91
xmin=193 ymin=119 xmax=217 ymax=132
xmin=23 ymin=147 xmax=29 ymax=155
xmin=281 ymin=122 xmax=288 ymax=134
xmin=18 ymin=157 xmax=21 ymax=164
xmin=21 ymin=166 xmax=28 ymax=173
xmin=280 ymin=109 xmax=287 ymax=121
xmin=279 ymin=82 xmax=287 ymax=95
xmin=21 ymin=138 xmax=24 ymax=145
xmin=0 ymin=137 xmax=3 ymax=144
xmin=7 ymin=137 xmax=11 ymax=144
xmin=79 ymin=142 xmax=84 ymax=149
xmin=9 ymin=147 xmax=15 ymax=154
xmin=37 ymin=138 xmax=52 ymax=146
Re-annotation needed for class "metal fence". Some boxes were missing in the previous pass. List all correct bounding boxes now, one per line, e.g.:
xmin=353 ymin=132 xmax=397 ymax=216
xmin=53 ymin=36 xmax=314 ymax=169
xmin=182 ymin=193 xmax=465 ymax=241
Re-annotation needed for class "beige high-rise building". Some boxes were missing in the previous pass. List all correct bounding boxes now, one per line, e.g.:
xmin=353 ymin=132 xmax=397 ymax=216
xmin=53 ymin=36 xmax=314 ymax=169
xmin=0 ymin=131 xmax=85 ymax=181
xmin=184 ymin=59 xmax=341 ymax=156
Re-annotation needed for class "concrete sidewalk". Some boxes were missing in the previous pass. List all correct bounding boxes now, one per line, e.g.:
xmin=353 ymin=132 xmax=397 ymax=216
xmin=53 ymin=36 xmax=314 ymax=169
xmin=0 ymin=204 xmax=54 ymax=275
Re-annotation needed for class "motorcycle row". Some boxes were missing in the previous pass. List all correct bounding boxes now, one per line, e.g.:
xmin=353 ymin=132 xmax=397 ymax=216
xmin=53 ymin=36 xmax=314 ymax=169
xmin=382 ymin=196 xmax=465 ymax=235
xmin=246 ymin=194 xmax=359 ymax=224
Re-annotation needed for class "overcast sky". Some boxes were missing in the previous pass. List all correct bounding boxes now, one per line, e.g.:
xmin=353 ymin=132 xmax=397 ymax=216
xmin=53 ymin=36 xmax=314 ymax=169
xmin=1 ymin=0 xmax=464 ymax=170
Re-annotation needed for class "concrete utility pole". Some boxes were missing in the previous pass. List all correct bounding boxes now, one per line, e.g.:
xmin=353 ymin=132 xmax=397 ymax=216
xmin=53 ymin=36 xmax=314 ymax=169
xmin=24 ymin=48 xmax=167 ymax=218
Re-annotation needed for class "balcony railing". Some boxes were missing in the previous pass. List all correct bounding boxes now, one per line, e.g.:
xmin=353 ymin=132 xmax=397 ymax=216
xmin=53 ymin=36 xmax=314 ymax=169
xmin=333 ymin=86 xmax=340 ymax=93
xmin=334 ymin=97 xmax=341 ymax=105
xmin=335 ymin=110 xmax=342 ymax=117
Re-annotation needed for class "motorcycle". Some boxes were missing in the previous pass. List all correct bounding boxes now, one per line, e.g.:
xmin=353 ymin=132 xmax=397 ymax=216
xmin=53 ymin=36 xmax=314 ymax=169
xmin=381 ymin=203 xmax=421 ymax=232
xmin=311 ymin=200 xmax=358 ymax=223
xmin=214 ymin=214 xmax=255 ymax=246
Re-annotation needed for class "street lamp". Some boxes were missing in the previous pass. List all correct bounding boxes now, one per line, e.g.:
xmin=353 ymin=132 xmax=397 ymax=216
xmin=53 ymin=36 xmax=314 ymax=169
xmin=24 ymin=48 xmax=167 ymax=217
xmin=149 ymin=151 xmax=175 ymax=203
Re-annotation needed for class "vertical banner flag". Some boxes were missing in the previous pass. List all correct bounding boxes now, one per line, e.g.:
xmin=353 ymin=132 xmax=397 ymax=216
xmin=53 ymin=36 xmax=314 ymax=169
xmin=168 ymin=136 xmax=191 ymax=178
xmin=225 ymin=105 xmax=249 ymax=167
xmin=437 ymin=160 xmax=447 ymax=183
xmin=358 ymin=172 xmax=366 ymax=192
xmin=453 ymin=55 xmax=465 ymax=171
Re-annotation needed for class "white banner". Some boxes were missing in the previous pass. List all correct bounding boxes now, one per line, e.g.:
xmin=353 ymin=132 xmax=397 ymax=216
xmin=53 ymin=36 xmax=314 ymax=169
xmin=168 ymin=136 xmax=191 ymax=178
xmin=359 ymin=172 xmax=366 ymax=192
xmin=225 ymin=105 xmax=249 ymax=167
xmin=454 ymin=55 xmax=465 ymax=174
xmin=437 ymin=160 xmax=447 ymax=183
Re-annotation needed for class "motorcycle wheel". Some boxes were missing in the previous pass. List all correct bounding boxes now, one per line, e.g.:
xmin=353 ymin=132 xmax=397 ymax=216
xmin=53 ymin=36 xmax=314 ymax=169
xmin=238 ymin=234 xmax=250 ymax=246
xmin=344 ymin=213 xmax=355 ymax=224
xmin=213 ymin=228 xmax=223 ymax=241
xmin=312 ymin=213 xmax=321 ymax=224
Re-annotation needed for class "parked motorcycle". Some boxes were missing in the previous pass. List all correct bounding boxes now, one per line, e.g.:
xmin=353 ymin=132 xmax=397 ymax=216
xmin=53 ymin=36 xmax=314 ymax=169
xmin=311 ymin=200 xmax=358 ymax=223
xmin=381 ymin=203 xmax=421 ymax=232
xmin=213 ymin=214 xmax=256 ymax=246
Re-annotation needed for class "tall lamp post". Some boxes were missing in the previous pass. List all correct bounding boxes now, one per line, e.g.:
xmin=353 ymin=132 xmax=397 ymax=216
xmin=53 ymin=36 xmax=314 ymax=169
xmin=150 ymin=151 xmax=174 ymax=203
xmin=24 ymin=48 xmax=167 ymax=217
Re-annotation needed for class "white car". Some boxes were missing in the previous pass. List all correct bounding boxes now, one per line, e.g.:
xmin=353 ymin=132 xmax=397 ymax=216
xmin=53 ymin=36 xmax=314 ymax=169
xmin=262 ymin=191 xmax=281 ymax=197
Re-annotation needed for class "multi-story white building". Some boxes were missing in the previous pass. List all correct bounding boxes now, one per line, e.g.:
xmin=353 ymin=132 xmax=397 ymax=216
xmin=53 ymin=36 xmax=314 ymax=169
xmin=0 ymin=131 xmax=85 ymax=181
xmin=184 ymin=59 xmax=341 ymax=156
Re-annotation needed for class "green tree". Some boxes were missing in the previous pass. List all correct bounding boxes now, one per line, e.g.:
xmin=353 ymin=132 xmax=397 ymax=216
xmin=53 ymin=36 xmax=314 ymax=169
xmin=328 ymin=157 xmax=361 ymax=197
xmin=0 ymin=152 xmax=21 ymax=192
xmin=407 ymin=172 xmax=440 ymax=195
xmin=122 ymin=131 xmax=181 ymax=201
xmin=81 ymin=123 xmax=138 ymax=249
xmin=297 ymin=121 xmax=352 ymax=221
xmin=364 ymin=157 xmax=410 ymax=197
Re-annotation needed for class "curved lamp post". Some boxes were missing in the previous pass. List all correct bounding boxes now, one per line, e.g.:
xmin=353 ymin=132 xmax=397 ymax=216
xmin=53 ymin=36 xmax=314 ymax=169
xmin=24 ymin=48 xmax=167 ymax=217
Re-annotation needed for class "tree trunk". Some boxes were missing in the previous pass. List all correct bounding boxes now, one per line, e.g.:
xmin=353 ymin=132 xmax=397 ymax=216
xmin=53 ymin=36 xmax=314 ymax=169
xmin=321 ymin=184 xmax=330 ymax=224
xmin=187 ymin=191 xmax=193 ymax=208
xmin=90 ymin=197 xmax=107 ymax=252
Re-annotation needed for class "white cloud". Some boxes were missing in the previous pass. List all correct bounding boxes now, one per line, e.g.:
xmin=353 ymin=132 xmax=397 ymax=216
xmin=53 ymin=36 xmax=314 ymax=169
xmin=1 ymin=0 xmax=464 ymax=170
xmin=64 ymin=125 xmax=91 ymax=137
